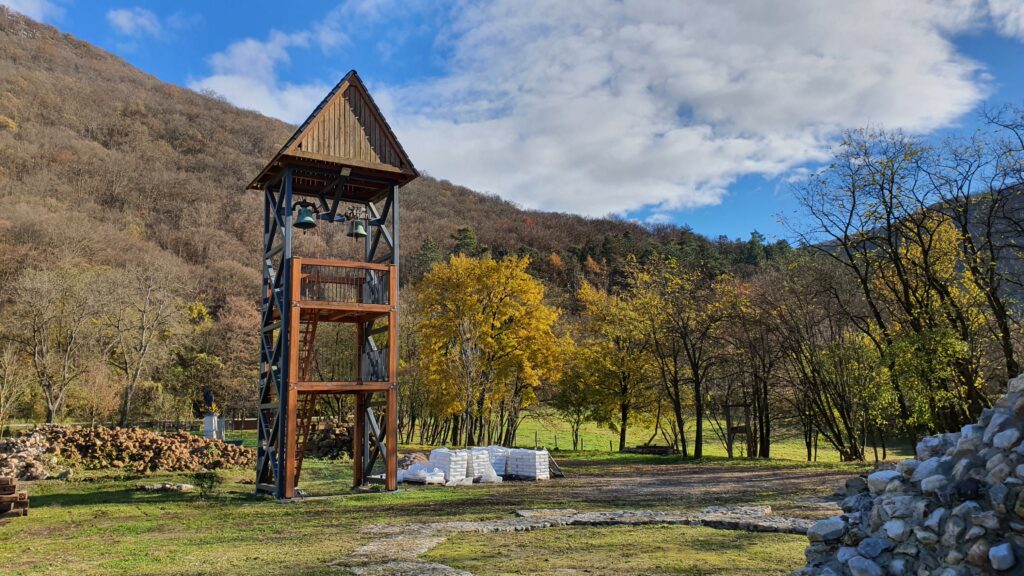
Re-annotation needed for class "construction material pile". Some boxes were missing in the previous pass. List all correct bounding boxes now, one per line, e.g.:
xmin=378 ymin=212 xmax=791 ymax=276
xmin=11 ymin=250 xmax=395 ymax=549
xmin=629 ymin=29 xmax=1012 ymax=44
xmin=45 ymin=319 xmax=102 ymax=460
xmin=487 ymin=446 xmax=510 ymax=476
xmin=428 ymin=448 xmax=471 ymax=483
xmin=0 ymin=477 xmax=28 ymax=523
xmin=507 ymin=448 xmax=550 ymax=480
xmin=305 ymin=424 xmax=353 ymax=459
xmin=407 ymin=446 xmax=550 ymax=486
xmin=0 ymin=425 xmax=255 ymax=480
xmin=796 ymin=374 xmax=1024 ymax=576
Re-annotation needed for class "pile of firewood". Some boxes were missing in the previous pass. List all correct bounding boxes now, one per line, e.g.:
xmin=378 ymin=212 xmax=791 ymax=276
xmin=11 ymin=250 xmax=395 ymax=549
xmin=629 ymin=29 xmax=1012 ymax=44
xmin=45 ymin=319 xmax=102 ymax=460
xmin=0 ymin=477 xmax=28 ymax=523
xmin=0 ymin=425 xmax=256 ymax=480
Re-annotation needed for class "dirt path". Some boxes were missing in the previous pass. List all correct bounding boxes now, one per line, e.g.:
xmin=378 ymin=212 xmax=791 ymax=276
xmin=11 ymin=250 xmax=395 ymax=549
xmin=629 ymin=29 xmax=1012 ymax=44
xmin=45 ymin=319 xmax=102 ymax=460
xmin=455 ymin=460 xmax=859 ymax=515
xmin=327 ymin=462 xmax=856 ymax=575
xmin=328 ymin=507 xmax=818 ymax=576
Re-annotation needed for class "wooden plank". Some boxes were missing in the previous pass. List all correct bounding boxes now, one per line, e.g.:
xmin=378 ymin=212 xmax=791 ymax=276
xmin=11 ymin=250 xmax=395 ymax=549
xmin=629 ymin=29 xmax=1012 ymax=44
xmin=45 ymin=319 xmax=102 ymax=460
xmin=0 ymin=492 xmax=27 ymax=503
xmin=282 ymin=150 xmax=410 ymax=176
xmin=295 ymin=301 xmax=392 ymax=314
xmin=293 ymin=381 xmax=392 ymax=393
xmin=299 ymin=258 xmax=391 ymax=270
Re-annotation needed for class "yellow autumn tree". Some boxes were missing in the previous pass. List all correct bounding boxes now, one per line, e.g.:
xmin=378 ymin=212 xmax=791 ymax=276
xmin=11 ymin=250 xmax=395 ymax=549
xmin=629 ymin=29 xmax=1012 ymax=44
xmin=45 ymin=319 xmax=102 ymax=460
xmin=415 ymin=254 xmax=562 ymax=446
xmin=576 ymin=281 xmax=656 ymax=451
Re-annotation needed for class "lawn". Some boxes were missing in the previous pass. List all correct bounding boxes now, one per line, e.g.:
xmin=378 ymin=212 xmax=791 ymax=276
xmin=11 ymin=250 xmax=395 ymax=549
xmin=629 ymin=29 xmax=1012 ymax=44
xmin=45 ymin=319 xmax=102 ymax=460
xmin=0 ymin=452 xmax=862 ymax=576
xmin=221 ymin=409 xmax=913 ymax=464
xmin=507 ymin=408 xmax=914 ymax=463
xmin=426 ymin=524 xmax=809 ymax=575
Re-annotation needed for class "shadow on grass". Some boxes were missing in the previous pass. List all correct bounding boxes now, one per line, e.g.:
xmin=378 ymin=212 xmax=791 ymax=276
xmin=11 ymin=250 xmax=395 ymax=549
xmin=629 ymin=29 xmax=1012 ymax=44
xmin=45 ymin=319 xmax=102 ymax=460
xmin=29 ymin=485 xmax=271 ymax=508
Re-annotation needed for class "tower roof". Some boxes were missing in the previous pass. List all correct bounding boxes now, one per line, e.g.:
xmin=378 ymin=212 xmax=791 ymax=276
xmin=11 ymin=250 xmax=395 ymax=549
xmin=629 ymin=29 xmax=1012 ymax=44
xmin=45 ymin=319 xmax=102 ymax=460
xmin=248 ymin=70 xmax=418 ymax=198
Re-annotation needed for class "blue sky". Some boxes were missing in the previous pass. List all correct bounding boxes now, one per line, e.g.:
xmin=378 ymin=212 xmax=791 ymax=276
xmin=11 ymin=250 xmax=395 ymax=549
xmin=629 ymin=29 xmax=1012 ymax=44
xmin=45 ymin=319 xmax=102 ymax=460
xmin=5 ymin=0 xmax=1024 ymax=242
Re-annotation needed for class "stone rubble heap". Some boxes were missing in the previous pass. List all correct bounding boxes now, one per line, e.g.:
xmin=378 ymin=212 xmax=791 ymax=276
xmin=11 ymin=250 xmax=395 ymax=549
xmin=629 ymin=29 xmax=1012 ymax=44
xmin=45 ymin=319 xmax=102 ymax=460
xmin=0 ymin=425 xmax=255 ymax=479
xmin=797 ymin=375 xmax=1024 ymax=576
xmin=305 ymin=423 xmax=354 ymax=459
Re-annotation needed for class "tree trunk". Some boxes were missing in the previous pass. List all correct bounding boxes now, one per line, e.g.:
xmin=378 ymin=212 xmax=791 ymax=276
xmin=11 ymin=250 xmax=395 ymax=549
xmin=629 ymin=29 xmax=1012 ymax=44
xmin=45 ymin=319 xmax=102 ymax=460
xmin=693 ymin=378 xmax=704 ymax=459
xmin=618 ymin=401 xmax=629 ymax=452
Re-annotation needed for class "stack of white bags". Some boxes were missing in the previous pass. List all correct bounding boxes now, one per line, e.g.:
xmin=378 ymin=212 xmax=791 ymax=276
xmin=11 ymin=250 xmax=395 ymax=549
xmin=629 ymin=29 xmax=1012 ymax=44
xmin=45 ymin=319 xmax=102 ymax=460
xmin=396 ymin=463 xmax=446 ymax=484
xmin=507 ymin=448 xmax=550 ymax=480
xmin=405 ymin=447 xmax=549 ymax=485
xmin=485 ymin=445 xmax=510 ymax=476
xmin=428 ymin=448 xmax=469 ymax=483
xmin=468 ymin=448 xmax=502 ymax=483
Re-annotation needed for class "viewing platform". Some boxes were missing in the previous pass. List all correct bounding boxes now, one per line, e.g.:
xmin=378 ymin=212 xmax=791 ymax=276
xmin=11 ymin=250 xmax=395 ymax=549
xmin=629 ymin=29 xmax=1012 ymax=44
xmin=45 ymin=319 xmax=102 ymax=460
xmin=286 ymin=257 xmax=397 ymax=394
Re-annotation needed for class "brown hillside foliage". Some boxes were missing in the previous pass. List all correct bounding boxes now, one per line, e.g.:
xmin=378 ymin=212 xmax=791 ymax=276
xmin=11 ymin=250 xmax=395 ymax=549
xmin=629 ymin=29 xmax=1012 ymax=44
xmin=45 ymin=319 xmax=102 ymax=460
xmin=0 ymin=7 xmax=658 ymax=310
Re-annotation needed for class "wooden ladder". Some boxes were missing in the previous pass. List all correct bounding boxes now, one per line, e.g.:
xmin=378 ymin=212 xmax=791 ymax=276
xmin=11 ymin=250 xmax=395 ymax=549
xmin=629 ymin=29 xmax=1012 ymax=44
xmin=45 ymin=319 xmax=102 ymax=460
xmin=293 ymin=318 xmax=319 ymax=488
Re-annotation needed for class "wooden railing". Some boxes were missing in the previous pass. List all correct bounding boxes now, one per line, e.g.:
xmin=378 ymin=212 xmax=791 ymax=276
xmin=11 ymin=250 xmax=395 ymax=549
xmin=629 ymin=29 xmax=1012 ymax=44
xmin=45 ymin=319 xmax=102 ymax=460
xmin=294 ymin=258 xmax=393 ymax=307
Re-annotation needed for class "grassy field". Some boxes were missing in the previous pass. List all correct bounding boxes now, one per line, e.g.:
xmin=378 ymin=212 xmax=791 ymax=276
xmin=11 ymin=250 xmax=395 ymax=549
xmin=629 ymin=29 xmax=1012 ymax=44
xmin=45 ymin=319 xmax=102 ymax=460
xmin=0 ymin=450 xmax=864 ymax=576
xmin=213 ymin=408 xmax=911 ymax=464
xmin=426 ymin=524 xmax=808 ymax=575
xmin=487 ymin=409 xmax=914 ymax=463
xmin=0 ymin=414 xmax=887 ymax=575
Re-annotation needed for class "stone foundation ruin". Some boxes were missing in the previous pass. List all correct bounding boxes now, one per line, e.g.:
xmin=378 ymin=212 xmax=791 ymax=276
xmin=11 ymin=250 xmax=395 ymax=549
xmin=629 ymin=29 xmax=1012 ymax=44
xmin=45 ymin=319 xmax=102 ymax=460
xmin=797 ymin=375 xmax=1024 ymax=576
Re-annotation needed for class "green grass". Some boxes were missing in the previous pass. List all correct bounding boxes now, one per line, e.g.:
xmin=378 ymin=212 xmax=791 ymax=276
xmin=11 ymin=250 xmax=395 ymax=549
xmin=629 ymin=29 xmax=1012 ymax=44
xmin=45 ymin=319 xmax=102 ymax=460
xmin=426 ymin=524 xmax=808 ymax=575
xmin=224 ymin=411 xmax=910 ymax=468
xmin=512 ymin=408 xmax=913 ymax=462
xmin=0 ymin=450 xmax=858 ymax=576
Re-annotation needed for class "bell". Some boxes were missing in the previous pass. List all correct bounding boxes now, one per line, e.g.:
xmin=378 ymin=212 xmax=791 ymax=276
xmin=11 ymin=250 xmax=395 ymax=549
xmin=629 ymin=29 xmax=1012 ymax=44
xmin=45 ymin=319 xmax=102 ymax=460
xmin=294 ymin=205 xmax=317 ymax=230
xmin=346 ymin=219 xmax=367 ymax=238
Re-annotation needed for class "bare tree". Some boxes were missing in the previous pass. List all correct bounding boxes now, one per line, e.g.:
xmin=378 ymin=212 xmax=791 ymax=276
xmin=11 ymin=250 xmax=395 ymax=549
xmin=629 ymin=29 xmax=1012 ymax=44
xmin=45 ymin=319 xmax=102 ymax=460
xmin=100 ymin=265 xmax=185 ymax=426
xmin=0 ymin=343 xmax=31 ymax=436
xmin=11 ymin=265 xmax=99 ymax=422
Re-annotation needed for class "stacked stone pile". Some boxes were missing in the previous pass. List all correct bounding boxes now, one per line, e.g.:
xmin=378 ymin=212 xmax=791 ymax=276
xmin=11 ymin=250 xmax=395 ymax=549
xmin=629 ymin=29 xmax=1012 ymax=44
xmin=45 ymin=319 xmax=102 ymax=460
xmin=797 ymin=375 xmax=1024 ymax=576
xmin=0 ymin=425 xmax=255 ymax=479
xmin=305 ymin=423 xmax=353 ymax=459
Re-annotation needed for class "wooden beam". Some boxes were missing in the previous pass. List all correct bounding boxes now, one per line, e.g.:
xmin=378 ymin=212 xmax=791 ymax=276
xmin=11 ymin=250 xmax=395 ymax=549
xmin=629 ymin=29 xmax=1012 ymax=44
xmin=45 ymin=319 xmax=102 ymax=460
xmin=295 ymin=301 xmax=393 ymax=314
xmin=298 ymin=258 xmax=391 ymax=271
xmin=293 ymin=381 xmax=393 ymax=393
xmin=386 ymin=386 xmax=398 ymax=491
xmin=283 ymin=257 xmax=302 ymax=499
xmin=353 ymin=394 xmax=365 ymax=487
xmin=283 ymin=150 xmax=413 ymax=177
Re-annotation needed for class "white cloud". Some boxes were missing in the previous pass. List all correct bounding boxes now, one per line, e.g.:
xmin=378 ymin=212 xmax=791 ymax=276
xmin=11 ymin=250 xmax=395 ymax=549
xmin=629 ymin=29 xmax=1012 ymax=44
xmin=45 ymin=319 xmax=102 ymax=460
xmin=189 ymin=30 xmax=334 ymax=123
xmin=988 ymin=0 xmax=1024 ymax=39
xmin=194 ymin=0 xmax=1016 ymax=217
xmin=106 ymin=7 xmax=161 ymax=38
xmin=380 ymin=0 xmax=991 ymax=216
xmin=0 ymin=0 xmax=62 ymax=22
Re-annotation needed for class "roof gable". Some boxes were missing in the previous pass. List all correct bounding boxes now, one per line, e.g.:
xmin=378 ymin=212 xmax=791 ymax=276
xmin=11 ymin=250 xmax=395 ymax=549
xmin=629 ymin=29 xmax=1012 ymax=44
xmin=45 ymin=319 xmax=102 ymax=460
xmin=249 ymin=70 xmax=417 ymax=191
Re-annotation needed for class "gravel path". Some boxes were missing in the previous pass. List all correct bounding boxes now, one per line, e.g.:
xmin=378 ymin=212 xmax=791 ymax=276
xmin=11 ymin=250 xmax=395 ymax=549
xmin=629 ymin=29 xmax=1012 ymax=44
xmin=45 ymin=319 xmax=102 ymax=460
xmin=328 ymin=506 xmax=823 ymax=575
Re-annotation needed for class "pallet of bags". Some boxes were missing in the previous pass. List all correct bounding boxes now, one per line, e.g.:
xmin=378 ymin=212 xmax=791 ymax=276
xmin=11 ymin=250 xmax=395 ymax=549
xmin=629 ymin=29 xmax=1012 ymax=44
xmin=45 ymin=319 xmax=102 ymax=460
xmin=397 ymin=463 xmax=446 ymax=485
xmin=507 ymin=448 xmax=550 ymax=480
xmin=468 ymin=448 xmax=501 ymax=483
xmin=428 ymin=448 xmax=469 ymax=483
xmin=485 ymin=445 xmax=509 ymax=477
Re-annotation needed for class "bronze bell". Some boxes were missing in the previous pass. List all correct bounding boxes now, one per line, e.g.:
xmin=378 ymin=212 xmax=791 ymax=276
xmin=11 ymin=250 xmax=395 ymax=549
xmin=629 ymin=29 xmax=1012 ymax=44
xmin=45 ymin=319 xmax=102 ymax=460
xmin=346 ymin=219 xmax=367 ymax=238
xmin=294 ymin=205 xmax=317 ymax=230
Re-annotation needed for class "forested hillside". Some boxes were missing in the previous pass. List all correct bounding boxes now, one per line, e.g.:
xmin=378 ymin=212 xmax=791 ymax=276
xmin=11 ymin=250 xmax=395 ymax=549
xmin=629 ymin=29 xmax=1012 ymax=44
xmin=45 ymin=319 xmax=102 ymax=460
xmin=0 ymin=8 xmax=779 ymax=299
xmin=0 ymin=9 xmax=776 ymax=425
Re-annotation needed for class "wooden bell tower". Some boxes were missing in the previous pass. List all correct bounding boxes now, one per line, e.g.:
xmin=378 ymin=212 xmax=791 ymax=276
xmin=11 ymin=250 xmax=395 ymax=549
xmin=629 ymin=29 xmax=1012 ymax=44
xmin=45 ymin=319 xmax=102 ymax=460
xmin=247 ymin=70 xmax=417 ymax=499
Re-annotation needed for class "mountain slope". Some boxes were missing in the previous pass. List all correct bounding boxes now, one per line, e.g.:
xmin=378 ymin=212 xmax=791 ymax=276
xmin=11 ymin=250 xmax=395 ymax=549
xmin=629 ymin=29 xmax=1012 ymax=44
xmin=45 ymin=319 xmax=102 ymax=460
xmin=0 ymin=8 xmax=744 ymax=309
